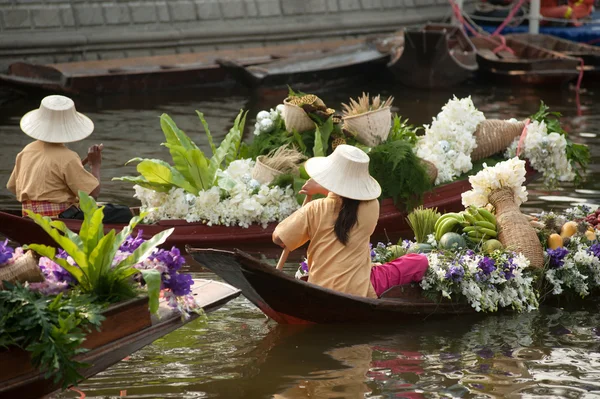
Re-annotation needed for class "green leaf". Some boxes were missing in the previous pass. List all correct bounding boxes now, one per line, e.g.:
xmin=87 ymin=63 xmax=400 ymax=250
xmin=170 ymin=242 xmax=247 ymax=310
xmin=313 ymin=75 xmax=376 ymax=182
xmin=136 ymin=159 xmax=197 ymax=194
xmin=224 ymin=110 xmax=247 ymax=167
xmin=140 ymin=269 xmax=162 ymax=315
xmin=25 ymin=244 xmax=86 ymax=284
xmin=160 ymin=114 xmax=197 ymax=151
xmin=112 ymin=176 xmax=173 ymax=193
xmin=197 ymin=111 xmax=217 ymax=155
xmin=292 ymin=130 xmax=307 ymax=153
xmin=312 ymin=116 xmax=333 ymax=157
xmin=287 ymin=86 xmax=308 ymax=98
xmin=49 ymin=220 xmax=84 ymax=250
xmin=87 ymin=230 xmax=116 ymax=287
xmin=78 ymin=192 xmax=105 ymax=256
xmin=208 ymin=110 xmax=247 ymax=182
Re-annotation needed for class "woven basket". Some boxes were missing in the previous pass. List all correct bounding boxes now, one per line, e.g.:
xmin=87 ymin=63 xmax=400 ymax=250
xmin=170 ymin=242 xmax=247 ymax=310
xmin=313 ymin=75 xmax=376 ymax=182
xmin=0 ymin=250 xmax=44 ymax=289
xmin=252 ymin=155 xmax=285 ymax=185
xmin=421 ymin=159 xmax=438 ymax=185
xmin=343 ymin=107 xmax=392 ymax=147
xmin=488 ymin=187 xmax=544 ymax=269
xmin=471 ymin=119 xmax=526 ymax=161
xmin=282 ymin=99 xmax=315 ymax=133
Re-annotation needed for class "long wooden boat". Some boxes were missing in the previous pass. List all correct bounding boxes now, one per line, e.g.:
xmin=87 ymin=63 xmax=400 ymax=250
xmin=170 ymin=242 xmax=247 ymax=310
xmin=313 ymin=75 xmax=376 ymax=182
xmin=188 ymin=248 xmax=474 ymax=324
xmin=385 ymin=24 xmax=478 ymax=88
xmin=0 ymin=179 xmax=474 ymax=255
xmin=0 ymin=279 xmax=240 ymax=399
xmin=0 ymin=38 xmax=366 ymax=94
xmin=215 ymin=41 xmax=390 ymax=88
xmin=0 ymin=168 xmax=538 ymax=255
xmin=506 ymin=33 xmax=600 ymax=82
xmin=471 ymin=35 xmax=581 ymax=85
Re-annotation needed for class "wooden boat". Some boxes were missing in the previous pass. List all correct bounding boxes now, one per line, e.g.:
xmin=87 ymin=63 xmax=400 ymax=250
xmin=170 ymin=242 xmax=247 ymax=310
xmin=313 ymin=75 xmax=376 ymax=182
xmin=0 ymin=279 xmax=240 ymax=399
xmin=0 ymin=38 xmax=366 ymax=94
xmin=188 ymin=248 xmax=475 ymax=324
xmin=384 ymin=24 xmax=478 ymax=89
xmin=471 ymin=35 xmax=581 ymax=85
xmin=506 ymin=33 xmax=600 ymax=81
xmin=0 ymin=168 xmax=538 ymax=255
xmin=215 ymin=41 xmax=390 ymax=88
xmin=0 ymin=179 xmax=476 ymax=255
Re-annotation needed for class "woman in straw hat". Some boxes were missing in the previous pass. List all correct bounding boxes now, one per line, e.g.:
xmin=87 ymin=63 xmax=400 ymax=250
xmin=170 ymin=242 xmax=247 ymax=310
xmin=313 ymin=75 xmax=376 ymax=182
xmin=273 ymin=144 xmax=428 ymax=298
xmin=7 ymin=95 xmax=132 ymax=222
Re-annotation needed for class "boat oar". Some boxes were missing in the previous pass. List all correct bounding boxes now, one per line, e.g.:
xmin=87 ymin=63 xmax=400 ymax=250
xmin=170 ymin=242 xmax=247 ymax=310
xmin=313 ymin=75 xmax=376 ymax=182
xmin=276 ymin=195 xmax=312 ymax=270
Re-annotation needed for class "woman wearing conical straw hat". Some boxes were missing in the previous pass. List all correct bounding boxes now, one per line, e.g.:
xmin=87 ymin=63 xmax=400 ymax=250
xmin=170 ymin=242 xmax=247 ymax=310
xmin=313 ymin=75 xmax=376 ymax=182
xmin=273 ymin=145 xmax=428 ymax=298
xmin=7 ymin=95 xmax=132 ymax=222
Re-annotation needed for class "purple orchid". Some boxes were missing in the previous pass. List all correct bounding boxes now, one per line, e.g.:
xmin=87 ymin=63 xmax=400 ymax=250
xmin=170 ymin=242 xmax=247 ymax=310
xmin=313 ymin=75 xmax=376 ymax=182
xmin=164 ymin=272 xmax=194 ymax=296
xmin=547 ymin=247 xmax=569 ymax=269
xmin=151 ymin=247 xmax=185 ymax=272
xmin=0 ymin=239 xmax=15 ymax=266
xmin=300 ymin=260 xmax=308 ymax=273
xmin=445 ymin=265 xmax=465 ymax=282
xmin=478 ymin=257 xmax=496 ymax=275
xmin=588 ymin=243 xmax=600 ymax=259
xmin=120 ymin=230 xmax=145 ymax=253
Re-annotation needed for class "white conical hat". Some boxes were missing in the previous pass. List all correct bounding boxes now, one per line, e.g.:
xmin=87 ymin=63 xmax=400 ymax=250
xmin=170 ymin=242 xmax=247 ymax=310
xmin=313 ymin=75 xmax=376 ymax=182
xmin=304 ymin=144 xmax=381 ymax=201
xmin=20 ymin=95 xmax=94 ymax=143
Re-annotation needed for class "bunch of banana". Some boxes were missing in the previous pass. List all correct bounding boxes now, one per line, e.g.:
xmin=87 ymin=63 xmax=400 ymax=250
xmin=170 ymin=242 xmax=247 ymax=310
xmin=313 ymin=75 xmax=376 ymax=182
xmin=434 ymin=212 xmax=468 ymax=241
xmin=461 ymin=205 xmax=498 ymax=244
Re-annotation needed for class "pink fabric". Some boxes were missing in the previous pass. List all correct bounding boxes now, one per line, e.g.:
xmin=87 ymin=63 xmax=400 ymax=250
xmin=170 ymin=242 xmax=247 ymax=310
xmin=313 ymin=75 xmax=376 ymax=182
xmin=369 ymin=254 xmax=429 ymax=297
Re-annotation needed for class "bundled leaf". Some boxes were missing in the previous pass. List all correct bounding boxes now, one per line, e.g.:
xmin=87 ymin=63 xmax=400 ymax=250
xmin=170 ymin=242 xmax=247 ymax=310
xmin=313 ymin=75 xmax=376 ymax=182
xmin=341 ymin=92 xmax=393 ymax=117
xmin=0 ymin=283 xmax=104 ymax=389
xmin=114 ymin=110 xmax=247 ymax=195
xmin=260 ymin=146 xmax=306 ymax=175
xmin=368 ymin=140 xmax=433 ymax=210
xmin=407 ymin=206 xmax=441 ymax=243
xmin=530 ymin=101 xmax=590 ymax=184
xmin=24 ymin=191 xmax=165 ymax=309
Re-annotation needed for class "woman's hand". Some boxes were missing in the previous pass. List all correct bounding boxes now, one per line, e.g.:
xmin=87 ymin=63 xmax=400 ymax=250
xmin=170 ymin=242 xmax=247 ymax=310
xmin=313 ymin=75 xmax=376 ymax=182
xmin=87 ymin=144 xmax=103 ymax=168
xmin=299 ymin=179 xmax=329 ymax=196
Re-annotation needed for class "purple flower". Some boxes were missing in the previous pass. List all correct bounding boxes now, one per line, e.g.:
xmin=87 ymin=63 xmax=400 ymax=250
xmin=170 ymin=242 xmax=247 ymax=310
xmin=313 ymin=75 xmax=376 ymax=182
xmin=120 ymin=230 xmax=145 ymax=253
xmin=164 ymin=272 xmax=194 ymax=296
xmin=151 ymin=247 xmax=185 ymax=272
xmin=589 ymin=243 xmax=600 ymax=259
xmin=547 ymin=247 xmax=569 ymax=269
xmin=478 ymin=257 xmax=496 ymax=275
xmin=300 ymin=261 xmax=308 ymax=273
xmin=501 ymin=257 xmax=517 ymax=280
xmin=38 ymin=257 xmax=76 ymax=285
xmin=445 ymin=265 xmax=464 ymax=282
xmin=0 ymin=239 xmax=15 ymax=265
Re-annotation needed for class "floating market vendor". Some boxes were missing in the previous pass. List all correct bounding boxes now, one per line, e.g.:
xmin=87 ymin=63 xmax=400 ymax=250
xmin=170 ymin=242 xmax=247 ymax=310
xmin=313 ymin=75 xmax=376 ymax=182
xmin=272 ymin=145 xmax=428 ymax=298
xmin=6 ymin=95 xmax=133 ymax=223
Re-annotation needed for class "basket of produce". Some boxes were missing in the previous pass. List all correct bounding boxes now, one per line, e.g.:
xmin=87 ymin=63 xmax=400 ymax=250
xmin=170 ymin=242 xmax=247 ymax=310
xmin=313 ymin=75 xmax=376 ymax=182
xmin=488 ymin=187 xmax=544 ymax=268
xmin=252 ymin=146 xmax=306 ymax=185
xmin=0 ymin=250 xmax=44 ymax=289
xmin=342 ymin=93 xmax=393 ymax=147
xmin=471 ymin=119 xmax=526 ymax=161
xmin=282 ymin=94 xmax=331 ymax=133
xmin=421 ymin=159 xmax=438 ymax=185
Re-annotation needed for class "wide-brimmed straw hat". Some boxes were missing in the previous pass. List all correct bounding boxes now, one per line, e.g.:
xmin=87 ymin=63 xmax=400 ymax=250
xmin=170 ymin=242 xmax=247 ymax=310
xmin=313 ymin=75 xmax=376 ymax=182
xmin=20 ymin=95 xmax=94 ymax=143
xmin=304 ymin=144 xmax=381 ymax=201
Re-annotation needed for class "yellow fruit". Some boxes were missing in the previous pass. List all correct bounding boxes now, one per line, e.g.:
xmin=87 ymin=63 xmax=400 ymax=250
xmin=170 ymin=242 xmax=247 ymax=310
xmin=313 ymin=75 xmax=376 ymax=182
xmin=560 ymin=221 xmax=578 ymax=238
xmin=548 ymin=233 xmax=563 ymax=250
xmin=585 ymin=230 xmax=597 ymax=241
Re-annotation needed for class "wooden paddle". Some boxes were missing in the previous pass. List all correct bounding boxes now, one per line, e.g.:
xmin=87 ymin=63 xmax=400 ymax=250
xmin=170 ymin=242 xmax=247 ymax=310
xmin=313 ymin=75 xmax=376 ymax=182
xmin=81 ymin=143 xmax=104 ymax=166
xmin=276 ymin=194 xmax=312 ymax=270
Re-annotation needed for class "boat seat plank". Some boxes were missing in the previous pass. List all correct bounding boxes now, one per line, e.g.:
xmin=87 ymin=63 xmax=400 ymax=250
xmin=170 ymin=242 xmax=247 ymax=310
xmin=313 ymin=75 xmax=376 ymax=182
xmin=478 ymin=48 xmax=500 ymax=60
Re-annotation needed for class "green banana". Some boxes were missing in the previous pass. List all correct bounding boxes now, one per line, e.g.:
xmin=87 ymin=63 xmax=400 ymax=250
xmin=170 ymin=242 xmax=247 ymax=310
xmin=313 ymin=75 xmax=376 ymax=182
xmin=468 ymin=206 xmax=486 ymax=222
xmin=477 ymin=227 xmax=498 ymax=238
xmin=477 ymin=208 xmax=497 ymax=226
xmin=474 ymin=220 xmax=496 ymax=230
xmin=436 ymin=218 xmax=460 ymax=241
xmin=463 ymin=226 xmax=478 ymax=233
xmin=434 ymin=213 xmax=461 ymax=231
xmin=461 ymin=212 xmax=478 ymax=225
xmin=467 ymin=236 xmax=484 ymax=244
xmin=467 ymin=230 xmax=485 ymax=238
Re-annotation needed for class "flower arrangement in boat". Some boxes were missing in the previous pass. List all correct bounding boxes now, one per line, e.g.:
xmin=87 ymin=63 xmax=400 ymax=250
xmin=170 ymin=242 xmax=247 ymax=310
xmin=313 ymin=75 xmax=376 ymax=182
xmin=0 ymin=191 xmax=201 ymax=389
xmin=505 ymin=102 xmax=590 ymax=188
xmin=115 ymin=111 xmax=299 ymax=227
xmin=254 ymin=104 xmax=285 ymax=136
xmin=416 ymin=96 xmax=486 ymax=185
xmin=461 ymin=157 xmax=528 ymax=209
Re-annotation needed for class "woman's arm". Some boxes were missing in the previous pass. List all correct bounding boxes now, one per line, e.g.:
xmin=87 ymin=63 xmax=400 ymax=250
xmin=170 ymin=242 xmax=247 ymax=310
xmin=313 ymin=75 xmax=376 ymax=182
xmin=272 ymin=231 xmax=285 ymax=248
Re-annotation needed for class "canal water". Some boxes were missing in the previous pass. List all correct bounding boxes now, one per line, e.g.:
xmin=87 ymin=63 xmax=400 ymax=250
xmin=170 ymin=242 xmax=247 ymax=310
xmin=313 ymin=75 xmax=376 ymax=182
xmin=1 ymin=79 xmax=600 ymax=398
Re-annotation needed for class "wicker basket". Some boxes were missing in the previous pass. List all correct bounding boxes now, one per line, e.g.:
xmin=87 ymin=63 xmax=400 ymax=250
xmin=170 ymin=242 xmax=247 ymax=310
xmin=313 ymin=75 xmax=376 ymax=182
xmin=471 ymin=119 xmax=526 ymax=161
xmin=421 ymin=159 xmax=438 ymax=185
xmin=252 ymin=155 xmax=285 ymax=185
xmin=0 ymin=250 xmax=44 ymax=289
xmin=282 ymin=99 xmax=315 ymax=133
xmin=342 ymin=107 xmax=392 ymax=147
xmin=488 ymin=187 xmax=544 ymax=269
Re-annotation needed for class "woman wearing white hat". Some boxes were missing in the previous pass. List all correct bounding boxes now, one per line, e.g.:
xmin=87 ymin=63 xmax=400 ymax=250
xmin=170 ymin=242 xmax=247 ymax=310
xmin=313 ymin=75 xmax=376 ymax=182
xmin=7 ymin=95 xmax=131 ymax=222
xmin=273 ymin=145 xmax=429 ymax=299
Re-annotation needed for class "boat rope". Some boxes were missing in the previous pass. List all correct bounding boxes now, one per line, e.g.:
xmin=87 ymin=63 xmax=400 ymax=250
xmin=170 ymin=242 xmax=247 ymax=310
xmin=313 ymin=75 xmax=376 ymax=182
xmin=449 ymin=0 xmax=585 ymax=116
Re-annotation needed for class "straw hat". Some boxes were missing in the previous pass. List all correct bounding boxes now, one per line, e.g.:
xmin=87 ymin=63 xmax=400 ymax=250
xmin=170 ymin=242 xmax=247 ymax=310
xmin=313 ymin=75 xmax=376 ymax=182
xmin=20 ymin=95 xmax=94 ymax=143
xmin=304 ymin=144 xmax=381 ymax=201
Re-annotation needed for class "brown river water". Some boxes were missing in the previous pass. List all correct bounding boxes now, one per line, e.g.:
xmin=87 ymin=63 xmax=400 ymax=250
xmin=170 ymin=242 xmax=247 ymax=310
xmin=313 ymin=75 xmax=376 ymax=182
xmin=1 ymin=78 xmax=600 ymax=398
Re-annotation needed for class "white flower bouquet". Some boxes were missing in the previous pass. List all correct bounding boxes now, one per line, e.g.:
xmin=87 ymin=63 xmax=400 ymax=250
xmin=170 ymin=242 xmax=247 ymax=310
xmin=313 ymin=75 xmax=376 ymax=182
xmin=461 ymin=157 xmax=528 ymax=208
xmin=416 ymin=96 xmax=486 ymax=185
xmin=254 ymin=104 xmax=285 ymax=136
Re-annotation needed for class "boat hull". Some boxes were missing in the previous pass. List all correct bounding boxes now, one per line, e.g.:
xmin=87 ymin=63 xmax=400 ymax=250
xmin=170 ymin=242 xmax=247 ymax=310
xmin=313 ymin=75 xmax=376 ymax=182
xmin=0 ymin=279 xmax=240 ymax=399
xmin=189 ymin=249 xmax=475 ymax=324
xmin=388 ymin=24 xmax=478 ymax=89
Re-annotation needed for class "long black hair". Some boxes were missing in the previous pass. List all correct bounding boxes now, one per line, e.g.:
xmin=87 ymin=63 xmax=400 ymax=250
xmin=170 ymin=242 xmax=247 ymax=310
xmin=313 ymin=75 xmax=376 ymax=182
xmin=334 ymin=197 xmax=360 ymax=245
